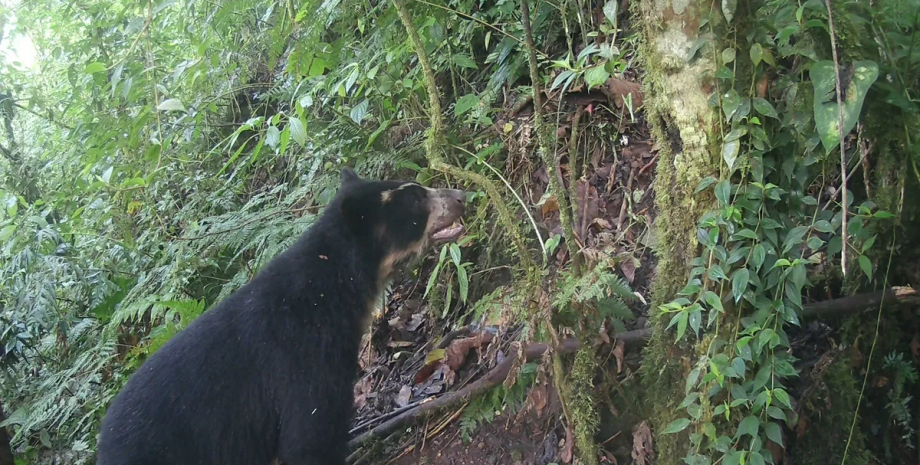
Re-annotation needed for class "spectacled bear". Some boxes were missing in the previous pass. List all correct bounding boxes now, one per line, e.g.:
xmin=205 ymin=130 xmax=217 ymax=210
xmin=96 ymin=169 xmax=466 ymax=465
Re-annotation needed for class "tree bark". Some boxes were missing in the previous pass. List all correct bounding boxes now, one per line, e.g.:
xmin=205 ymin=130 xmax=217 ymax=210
xmin=636 ymin=0 xmax=724 ymax=462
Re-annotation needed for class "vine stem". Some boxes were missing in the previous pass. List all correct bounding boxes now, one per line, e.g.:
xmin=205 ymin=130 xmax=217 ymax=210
xmin=390 ymin=0 xmax=534 ymax=270
xmin=824 ymin=0 xmax=848 ymax=276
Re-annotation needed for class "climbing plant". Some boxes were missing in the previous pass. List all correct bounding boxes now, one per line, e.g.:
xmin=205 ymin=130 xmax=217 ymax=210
xmin=654 ymin=0 xmax=915 ymax=463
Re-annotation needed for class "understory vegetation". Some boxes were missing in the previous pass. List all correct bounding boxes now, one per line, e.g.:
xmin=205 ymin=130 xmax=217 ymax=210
xmin=0 ymin=0 xmax=918 ymax=464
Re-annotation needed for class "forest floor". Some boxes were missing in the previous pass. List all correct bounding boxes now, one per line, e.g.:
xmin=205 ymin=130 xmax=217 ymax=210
xmin=347 ymin=70 xmax=658 ymax=465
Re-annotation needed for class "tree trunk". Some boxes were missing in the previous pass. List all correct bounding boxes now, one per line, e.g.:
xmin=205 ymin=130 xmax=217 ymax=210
xmin=637 ymin=0 xmax=722 ymax=462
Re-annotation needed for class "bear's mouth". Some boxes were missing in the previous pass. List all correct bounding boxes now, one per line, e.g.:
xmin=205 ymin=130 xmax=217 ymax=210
xmin=430 ymin=221 xmax=465 ymax=244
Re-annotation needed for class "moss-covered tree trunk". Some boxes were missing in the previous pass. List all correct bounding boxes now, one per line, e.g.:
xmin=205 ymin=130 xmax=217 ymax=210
xmin=636 ymin=0 xmax=722 ymax=462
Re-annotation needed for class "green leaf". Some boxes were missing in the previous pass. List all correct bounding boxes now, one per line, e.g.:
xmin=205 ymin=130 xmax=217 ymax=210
xmin=750 ymin=43 xmax=764 ymax=65
xmin=689 ymin=307 xmax=701 ymax=338
xmin=722 ymin=48 xmax=736 ymax=64
xmin=752 ymin=244 xmax=766 ymax=270
xmin=350 ymin=99 xmax=370 ymax=124
xmin=782 ymin=226 xmax=808 ymax=254
xmin=449 ymin=243 xmax=462 ymax=267
xmin=858 ymin=254 xmax=872 ymax=280
xmin=814 ymin=220 xmax=834 ymax=233
xmin=451 ymin=54 xmax=478 ymax=69
xmin=288 ymin=116 xmax=307 ymax=148
xmin=676 ymin=311 xmax=689 ymax=340
xmin=157 ymin=98 xmax=186 ymax=112
xmin=715 ymin=180 xmax=731 ymax=205
xmin=584 ymin=66 xmax=611 ymax=90
xmin=732 ymin=268 xmax=750 ymax=303
xmin=721 ymin=0 xmax=737 ymax=22
xmin=265 ymin=126 xmax=281 ymax=148
xmin=736 ymin=415 xmax=760 ymax=439
xmin=773 ymin=388 xmax=792 ymax=408
xmin=0 ymin=225 xmax=16 ymax=242
xmin=696 ymin=176 xmax=718 ymax=193
xmin=455 ymin=94 xmax=480 ymax=117
xmin=806 ymin=236 xmax=824 ymax=251
xmin=811 ymin=61 xmax=880 ymax=154
xmin=753 ymin=98 xmax=778 ymax=118
xmin=603 ymin=0 xmax=618 ymax=25
xmin=765 ymin=422 xmax=784 ymax=447
xmin=457 ymin=265 xmax=469 ymax=303
xmin=703 ymin=290 xmax=724 ymax=313
xmin=686 ymin=368 xmax=701 ymax=394
xmin=723 ymin=139 xmax=740 ymax=171
xmin=85 ymin=62 xmax=106 ymax=74
xmin=661 ymin=418 xmax=692 ymax=435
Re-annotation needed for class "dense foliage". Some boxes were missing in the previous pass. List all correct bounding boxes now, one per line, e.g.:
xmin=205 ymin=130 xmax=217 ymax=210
xmin=654 ymin=0 xmax=919 ymax=464
xmin=0 ymin=0 xmax=575 ymax=461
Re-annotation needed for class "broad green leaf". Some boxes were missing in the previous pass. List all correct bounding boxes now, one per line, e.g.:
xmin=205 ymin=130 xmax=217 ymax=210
xmin=723 ymin=139 xmax=740 ymax=171
xmin=715 ymin=180 xmax=731 ymax=205
xmin=0 ymin=225 xmax=15 ymax=242
xmin=722 ymin=0 xmax=737 ymax=22
xmin=449 ymin=243 xmax=462 ymax=267
xmin=157 ymin=98 xmax=186 ymax=112
xmin=732 ymin=268 xmax=750 ymax=303
xmin=736 ymin=415 xmax=760 ymax=439
xmin=689 ymin=307 xmax=701 ymax=338
xmin=702 ymin=290 xmax=724 ymax=313
xmin=676 ymin=310 xmax=689 ymax=340
xmin=350 ymin=99 xmax=370 ymax=124
xmin=661 ymin=418 xmax=692 ymax=435
xmin=288 ymin=116 xmax=307 ymax=147
xmin=752 ymin=244 xmax=766 ymax=270
xmin=722 ymin=48 xmax=736 ymax=64
xmin=753 ymin=98 xmax=778 ymax=118
xmin=603 ymin=0 xmax=618 ymax=25
xmin=85 ymin=62 xmax=106 ymax=74
xmin=696 ymin=176 xmax=718 ymax=193
xmin=455 ymin=94 xmax=480 ymax=117
xmin=265 ymin=126 xmax=281 ymax=148
xmin=765 ymin=422 xmax=784 ymax=447
xmin=858 ymin=254 xmax=872 ymax=280
xmin=811 ymin=61 xmax=879 ymax=154
xmin=686 ymin=367 xmax=701 ymax=394
xmin=584 ymin=66 xmax=611 ymax=90
xmin=750 ymin=43 xmax=763 ymax=65
xmin=773 ymin=388 xmax=792 ymax=408
xmin=452 ymin=54 xmax=478 ymax=69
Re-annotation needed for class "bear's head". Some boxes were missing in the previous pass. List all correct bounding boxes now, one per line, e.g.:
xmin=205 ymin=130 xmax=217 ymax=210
xmin=336 ymin=168 xmax=466 ymax=278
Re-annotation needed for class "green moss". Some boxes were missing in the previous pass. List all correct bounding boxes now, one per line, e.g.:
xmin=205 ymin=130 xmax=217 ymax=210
xmin=634 ymin=0 xmax=726 ymax=462
xmin=790 ymin=359 xmax=873 ymax=465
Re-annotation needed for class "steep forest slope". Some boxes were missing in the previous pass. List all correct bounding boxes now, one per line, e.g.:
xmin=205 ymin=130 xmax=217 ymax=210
xmin=0 ymin=1 xmax=918 ymax=465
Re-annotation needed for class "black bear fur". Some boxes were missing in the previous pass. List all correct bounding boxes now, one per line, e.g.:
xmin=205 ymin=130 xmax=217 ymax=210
xmin=96 ymin=169 xmax=465 ymax=465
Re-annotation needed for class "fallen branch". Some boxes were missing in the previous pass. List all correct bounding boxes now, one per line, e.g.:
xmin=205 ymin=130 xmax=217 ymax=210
xmin=348 ymin=331 xmax=648 ymax=449
xmin=347 ymin=286 xmax=918 ymax=451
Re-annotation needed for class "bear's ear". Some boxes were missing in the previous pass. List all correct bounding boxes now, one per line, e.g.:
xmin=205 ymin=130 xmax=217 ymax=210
xmin=341 ymin=168 xmax=361 ymax=187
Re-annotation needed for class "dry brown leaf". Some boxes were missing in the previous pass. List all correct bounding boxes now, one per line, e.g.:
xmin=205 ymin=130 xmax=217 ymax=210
xmin=575 ymin=180 xmax=600 ymax=240
xmin=541 ymin=196 xmax=560 ymax=217
xmin=396 ymin=385 xmax=412 ymax=407
xmin=561 ymin=425 xmax=575 ymax=464
xmin=795 ymin=416 xmax=808 ymax=440
xmin=602 ymin=78 xmax=643 ymax=108
xmin=353 ymin=374 xmax=373 ymax=410
xmin=528 ymin=383 xmax=548 ymax=417
xmin=445 ymin=336 xmax=486 ymax=371
xmin=613 ymin=339 xmax=626 ymax=374
xmin=631 ymin=421 xmax=654 ymax=465
xmin=620 ymin=257 xmax=636 ymax=283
